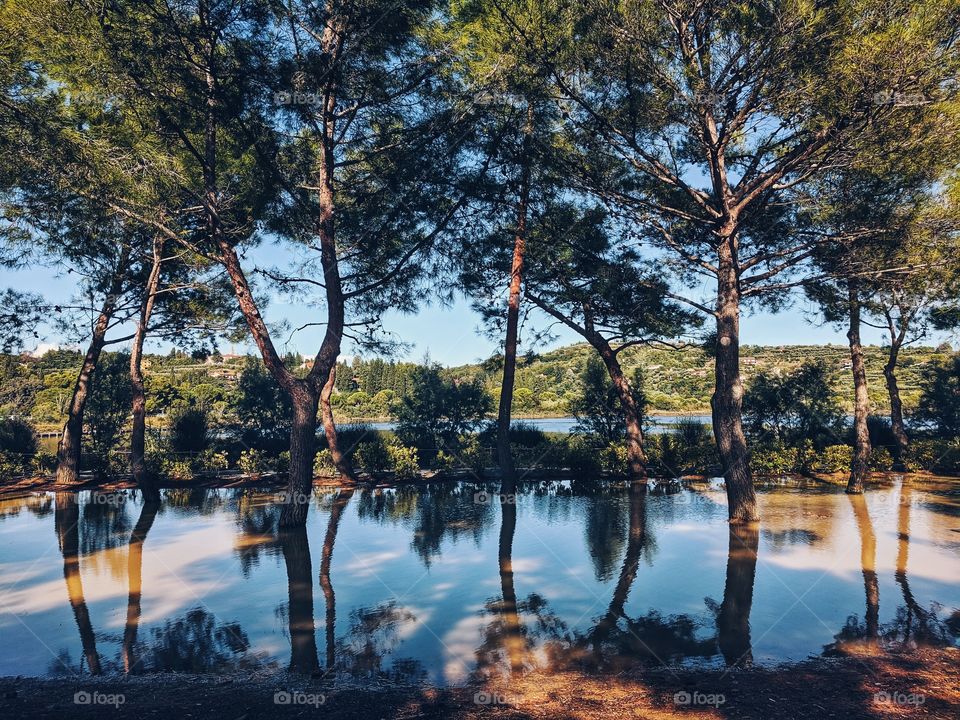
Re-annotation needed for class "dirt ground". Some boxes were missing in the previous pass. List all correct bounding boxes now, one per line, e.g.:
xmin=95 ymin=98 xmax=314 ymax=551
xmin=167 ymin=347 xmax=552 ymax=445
xmin=2 ymin=647 xmax=957 ymax=720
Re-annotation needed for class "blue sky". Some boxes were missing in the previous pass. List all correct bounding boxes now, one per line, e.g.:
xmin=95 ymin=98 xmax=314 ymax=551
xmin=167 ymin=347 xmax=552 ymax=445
xmin=2 ymin=259 xmax=952 ymax=366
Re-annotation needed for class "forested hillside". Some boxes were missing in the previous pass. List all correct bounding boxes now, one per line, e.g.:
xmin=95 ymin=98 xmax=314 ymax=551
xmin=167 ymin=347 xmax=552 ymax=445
xmin=2 ymin=342 xmax=954 ymax=430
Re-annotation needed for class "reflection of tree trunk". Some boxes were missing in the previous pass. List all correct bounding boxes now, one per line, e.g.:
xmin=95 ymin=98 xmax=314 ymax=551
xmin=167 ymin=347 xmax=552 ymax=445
xmin=713 ymin=237 xmax=757 ymax=522
xmin=54 ymin=493 xmax=102 ymax=673
xmin=498 ymin=500 xmax=526 ymax=673
xmin=592 ymin=481 xmax=647 ymax=647
xmin=497 ymin=105 xmax=534 ymax=490
xmin=849 ymin=494 xmax=879 ymax=639
xmin=279 ymin=526 xmax=320 ymax=674
xmin=894 ymin=479 xmax=929 ymax=640
xmin=847 ymin=281 xmax=871 ymax=494
xmin=130 ymin=238 xmax=164 ymax=491
xmin=56 ymin=247 xmax=130 ymax=485
xmin=122 ymin=497 xmax=160 ymax=673
xmin=717 ymin=522 xmax=759 ymax=666
xmin=319 ymin=489 xmax=354 ymax=670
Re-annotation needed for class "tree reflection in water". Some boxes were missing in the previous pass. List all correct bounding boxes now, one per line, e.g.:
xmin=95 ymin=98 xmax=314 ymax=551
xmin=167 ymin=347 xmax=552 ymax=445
xmin=122 ymin=496 xmax=160 ymax=673
xmin=716 ymin=522 xmax=760 ymax=667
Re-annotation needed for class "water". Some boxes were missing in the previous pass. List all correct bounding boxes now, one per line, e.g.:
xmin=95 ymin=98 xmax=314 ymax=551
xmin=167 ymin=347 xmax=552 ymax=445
xmin=0 ymin=477 xmax=957 ymax=684
xmin=349 ymin=414 xmax=714 ymax=434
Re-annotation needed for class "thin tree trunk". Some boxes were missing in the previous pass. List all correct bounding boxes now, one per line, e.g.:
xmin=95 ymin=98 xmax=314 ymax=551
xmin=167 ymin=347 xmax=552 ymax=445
xmin=279 ymin=526 xmax=320 ymax=674
xmin=847 ymin=281 xmax=871 ymax=494
xmin=849 ymin=494 xmax=879 ymax=639
xmin=321 ymin=365 xmax=355 ymax=481
xmin=55 ymin=493 xmax=102 ymax=674
xmin=717 ymin=522 xmax=759 ymax=666
xmin=712 ymin=239 xmax=757 ymax=522
xmin=130 ymin=238 xmax=164 ymax=492
xmin=883 ymin=340 xmax=909 ymax=469
xmin=122 ymin=497 xmax=160 ymax=673
xmin=320 ymin=489 xmax=353 ymax=671
xmin=596 ymin=344 xmax=647 ymax=480
xmin=497 ymin=105 xmax=533 ymax=490
xmin=56 ymin=248 xmax=129 ymax=485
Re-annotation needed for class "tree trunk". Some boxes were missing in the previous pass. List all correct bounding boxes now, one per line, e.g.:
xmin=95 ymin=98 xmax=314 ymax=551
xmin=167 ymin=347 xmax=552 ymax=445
xmin=279 ymin=385 xmax=320 ymax=528
xmin=849 ymin=494 xmax=879 ymax=640
xmin=496 ymin=105 xmax=533 ymax=490
xmin=55 ymin=493 xmax=102 ymax=674
xmin=130 ymin=238 xmax=164 ymax=491
xmin=883 ymin=342 xmax=909 ymax=469
xmin=596 ymin=344 xmax=647 ymax=480
xmin=279 ymin=526 xmax=320 ymax=674
xmin=846 ymin=281 xmax=871 ymax=494
xmin=320 ymin=489 xmax=353 ymax=670
xmin=122 ymin=496 xmax=160 ymax=673
xmin=56 ymin=249 xmax=129 ymax=485
xmin=712 ymin=240 xmax=757 ymax=522
xmin=320 ymin=364 xmax=355 ymax=481
xmin=717 ymin=522 xmax=759 ymax=667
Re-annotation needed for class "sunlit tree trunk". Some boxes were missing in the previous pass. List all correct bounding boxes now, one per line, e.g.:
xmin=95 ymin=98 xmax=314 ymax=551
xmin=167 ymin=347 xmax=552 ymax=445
xmin=497 ymin=105 xmax=533 ymax=491
xmin=712 ymin=235 xmax=757 ymax=522
xmin=321 ymin=365 xmax=354 ymax=481
xmin=130 ymin=238 xmax=164 ymax=492
xmin=717 ymin=522 xmax=759 ymax=666
xmin=55 ymin=493 xmax=102 ymax=673
xmin=122 ymin=496 xmax=160 ymax=673
xmin=846 ymin=281 xmax=871 ymax=494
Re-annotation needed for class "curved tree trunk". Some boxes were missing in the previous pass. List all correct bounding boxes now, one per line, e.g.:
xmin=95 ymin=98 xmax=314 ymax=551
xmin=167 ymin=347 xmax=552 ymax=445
xmin=122 ymin=496 xmax=160 ymax=673
xmin=56 ymin=248 xmax=129 ymax=485
xmin=846 ymin=281 xmax=872 ymax=494
xmin=130 ymin=238 xmax=164 ymax=492
xmin=883 ymin=344 xmax=909 ymax=469
xmin=496 ymin=105 xmax=533 ymax=491
xmin=596 ymin=344 xmax=647 ymax=481
xmin=320 ymin=365 xmax=355 ymax=482
xmin=55 ymin=493 xmax=102 ymax=674
xmin=319 ymin=489 xmax=354 ymax=671
xmin=713 ymin=239 xmax=757 ymax=522
xmin=279 ymin=526 xmax=320 ymax=674
xmin=717 ymin=522 xmax=759 ymax=667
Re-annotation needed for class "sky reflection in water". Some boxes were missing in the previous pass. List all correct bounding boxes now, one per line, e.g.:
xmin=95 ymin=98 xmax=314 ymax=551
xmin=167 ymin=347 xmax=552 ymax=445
xmin=0 ymin=478 xmax=957 ymax=685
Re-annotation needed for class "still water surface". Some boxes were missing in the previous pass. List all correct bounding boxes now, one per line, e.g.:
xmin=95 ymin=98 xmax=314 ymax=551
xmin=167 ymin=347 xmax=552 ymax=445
xmin=1 ymin=478 xmax=957 ymax=683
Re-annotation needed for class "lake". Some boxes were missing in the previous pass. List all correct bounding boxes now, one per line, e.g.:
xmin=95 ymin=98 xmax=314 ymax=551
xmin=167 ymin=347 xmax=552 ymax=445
xmin=348 ymin=414 xmax=715 ymax=434
xmin=1 ymin=477 xmax=957 ymax=684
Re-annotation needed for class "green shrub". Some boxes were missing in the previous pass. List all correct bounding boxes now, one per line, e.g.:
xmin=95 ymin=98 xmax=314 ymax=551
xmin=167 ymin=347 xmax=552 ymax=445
xmin=196 ymin=449 xmax=229 ymax=472
xmin=238 ymin=449 xmax=272 ymax=475
xmin=0 ymin=417 xmax=38 ymax=456
xmin=750 ymin=444 xmax=797 ymax=475
xmin=868 ymin=446 xmax=894 ymax=471
xmin=601 ymin=444 xmax=629 ymax=474
xmin=387 ymin=444 xmax=420 ymax=480
xmin=904 ymin=439 xmax=960 ymax=474
xmin=354 ymin=440 xmax=391 ymax=473
xmin=564 ymin=436 xmax=602 ymax=476
xmin=313 ymin=449 xmax=336 ymax=476
xmin=170 ymin=407 xmax=209 ymax=453
xmin=810 ymin=445 xmax=853 ymax=473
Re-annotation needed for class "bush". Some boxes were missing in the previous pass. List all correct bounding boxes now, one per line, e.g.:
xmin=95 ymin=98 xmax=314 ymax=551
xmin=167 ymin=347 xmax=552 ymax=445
xmin=170 ymin=407 xmax=209 ymax=453
xmin=354 ymin=440 xmax=391 ymax=473
xmin=914 ymin=354 xmax=960 ymax=437
xmin=387 ymin=444 xmax=420 ymax=480
xmin=238 ymin=449 xmax=273 ymax=475
xmin=673 ymin=418 xmax=710 ymax=446
xmin=313 ymin=449 xmax=336 ymax=476
xmin=868 ymin=446 xmax=894 ymax=471
xmin=904 ymin=439 xmax=960 ymax=474
xmin=564 ymin=436 xmax=602 ymax=476
xmin=478 ymin=420 xmax=548 ymax=448
xmin=809 ymin=444 xmax=854 ymax=474
xmin=0 ymin=417 xmax=38 ymax=456
xmin=750 ymin=444 xmax=797 ymax=475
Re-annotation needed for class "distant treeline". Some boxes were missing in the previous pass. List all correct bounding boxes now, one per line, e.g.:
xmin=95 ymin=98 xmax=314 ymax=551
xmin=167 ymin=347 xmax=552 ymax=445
xmin=2 ymin=341 xmax=954 ymax=428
